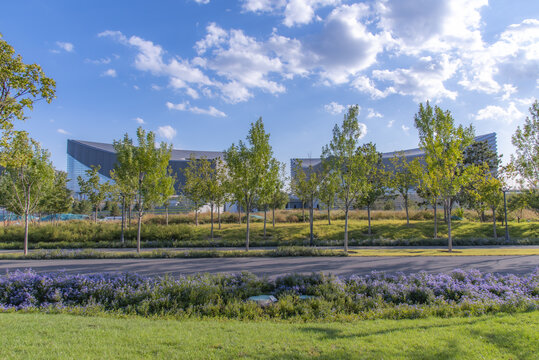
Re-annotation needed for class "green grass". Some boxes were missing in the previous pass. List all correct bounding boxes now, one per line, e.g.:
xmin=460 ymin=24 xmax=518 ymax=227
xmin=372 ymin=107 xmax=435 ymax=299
xmin=0 ymin=219 xmax=537 ymax=250
xmin=0 ymin=312 xmax=537 ymax=359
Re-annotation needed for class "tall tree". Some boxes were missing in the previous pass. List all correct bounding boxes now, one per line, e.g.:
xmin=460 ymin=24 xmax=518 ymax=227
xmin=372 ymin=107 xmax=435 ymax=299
xmin=111 ymin=134 xmax=138 ymax=242
xmin=268 ymin=161 xmax=288 ymax=229
xmin=182 ymin=154 xmax=207 ymax=227
xmin=355 ymin=143 xmax=386 ymax=236
xmin=291 ymin=159 xmax=321 ymax=246
xmin=77 ymin=166 xmax=111 ymax=223
xmin=388 ymin=152 xmax=421 ymax=225
xmin=0 ymin=131 xmax=55 ymax=255
xmin=322 ymin=105 xmax=367 ymax=252
xmin=318 ymin=162 xmax=339 ymax=225
xmin=130 ymin=127 xmax=175 ymax=253
xmin=510 ymin=99 xmax=538 ymax=189
xmin=0 ymin=35 xmax=56 ymax=144
xmin=414 ymin=102 xmax=475 ymax=251
xmin=225 ymin=117 xmax=273 ymax=251
xmin=290 ymin=160 xmax=309 ymax=223
xmin=258 ymin=158 xmax=283 ymax=239
xmin=471 ymin=168 xmax=504 ymax=239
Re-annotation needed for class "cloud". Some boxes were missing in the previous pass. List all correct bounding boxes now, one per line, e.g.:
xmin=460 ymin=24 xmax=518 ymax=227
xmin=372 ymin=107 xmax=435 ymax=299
xmin=401 ymin=124 xmax=410 ymax=134
xmin=85 ymin=57 xmax=111 ymax=64
xmin=157 ymin=125 xmax=177 ymax=140
xmin=57 ymin=128 xmax=70 ymax=135
xmin=135 ymin=117 xmax=145 ymax=124
xmin=193 ymin=0 xmax=210 ymax=3
xmin=101 ymin=69 xmax=117 ymax=77
xmin=358 ymin=122 xmax=367 ymax=138
xmin=474 ymin=102 xmax=524 ymax=124
xmin=56 ymin=41 xmax=74 ymax=52
xmin=367 ymin=108 xmax=383 ymax=118
xmin=166 ymin=101 xmax=226 ymax=117
xmin=324 ymin=101 xmax=345 ymax=114
xmin=242 ymin=0 xmax=339 ymax=28
xmin=387 ymin=120 xmax=394 ymax=128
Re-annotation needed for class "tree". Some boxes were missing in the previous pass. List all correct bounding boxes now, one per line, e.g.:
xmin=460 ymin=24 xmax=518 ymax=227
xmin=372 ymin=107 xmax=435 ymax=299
xmin=130 ymin=127 xmax=174 ymax=253
xmin=291 ymin=159 xmax=321 ymax=246
xmin=508 ymin=192 xmax=528 ymax=223
xmin=111 ymin=134 xmax=139 ymax=242
xmin=268 ymin=161 xmax=288 ymax=229
xmin=318 ymin=162 xmax=339 ymax=225
xmin=388 ymin=152 xmax=420 ymax=225
xmin=0 ymin=35 xmax=56 ymax=145
xmin=258 ymin=158 xmax=283 ymax=239
xmin=182 ymin=155 xmax=207 ymax=227
xmin=0 ymin=131 xmax=55 ymax=255
xmin=225 ymin=117 xmax=273 ymax=251
xmin=355 ymin=143 xmax=386 ymax=236
xmin=197 ymin=156 xmax=226 ymax=240
xmin=414 ymin=102 xmax=475 ymax=251
xmin=40 ymin=171 xmax=73 ymax=224
xmin=471 ymin=166 xmax=504 ymax=239
xmin=77 ymin=166 xmax=111 ymax=223
xmin=322 ymin=105 xmax=367 ymax=252
xmin=510 ymin=100 xmax=538 ymax=189
xmin=290 ymin=160 xmax=309 ymax=223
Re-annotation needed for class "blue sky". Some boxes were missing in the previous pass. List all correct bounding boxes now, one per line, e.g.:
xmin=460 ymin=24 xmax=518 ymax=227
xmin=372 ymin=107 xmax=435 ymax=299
xmin=1 ymin=0 xmax=538 ymax=172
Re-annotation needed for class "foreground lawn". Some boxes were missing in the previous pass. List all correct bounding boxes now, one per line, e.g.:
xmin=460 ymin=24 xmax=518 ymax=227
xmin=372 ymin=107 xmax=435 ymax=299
xmin=0 ymin=312 xmax=537 ymax=359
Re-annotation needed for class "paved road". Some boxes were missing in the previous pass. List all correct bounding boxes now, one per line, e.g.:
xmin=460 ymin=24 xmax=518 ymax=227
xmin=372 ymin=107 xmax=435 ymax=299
xmin=0 ymin=256 xmax=537 ymax=278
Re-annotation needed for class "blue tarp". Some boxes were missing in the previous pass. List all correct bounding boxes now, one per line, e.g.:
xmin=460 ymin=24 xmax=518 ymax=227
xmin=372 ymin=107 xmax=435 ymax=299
xmin=40 ymin=214 xmax=89 ymax=221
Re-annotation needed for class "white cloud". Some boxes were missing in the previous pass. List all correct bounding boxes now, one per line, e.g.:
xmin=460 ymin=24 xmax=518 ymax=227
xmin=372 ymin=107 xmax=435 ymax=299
xmin=85 ymin=57 xmax=111 ymax=64
xmin=101 ymin=69 xmax=117 ymax=77
xmin=358 ymin=122 xmax=367 ymax=138
xmin=324 ymin=101 xmax=345 ymax=114
xmin=401 ymin=124 xmax=410 ymax=134
xmin=135 ymin=117 xmax=145 ymax=124
xmin=166 ymin=101 xmax=226 ymax=117
xmin=387 ymin=120 xmax=394 ymax=128
xmin=474 ymin=102 xmax=524 ymax=124
xmin=242 ymin=0 xmax=339 ymax=27
xmin=194 ymin=0 xmax=210 ymax=3
xmin=157 ymin=125 xmax=177 ymax=140
xmin=57 ymin=128 xmax=69 ymax=135
xmin=56 ymin=41 xmax=74 ymax=52
xmin=368 ymin=55 xmax=460 ymax=101
xmin=367 ymin=108 xmax=383 ymax=118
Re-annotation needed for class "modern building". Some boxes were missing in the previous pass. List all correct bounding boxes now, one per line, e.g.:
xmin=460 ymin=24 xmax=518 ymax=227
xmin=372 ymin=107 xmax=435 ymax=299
xmin=287 ymin=133 xmax=497 ymax=209
xmin=67 ymin=139 xmax=223 ymax=194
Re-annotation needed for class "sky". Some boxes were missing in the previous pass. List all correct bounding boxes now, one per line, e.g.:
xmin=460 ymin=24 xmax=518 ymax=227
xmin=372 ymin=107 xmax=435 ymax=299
xmin=1 ymin=0 xmax=538 ymax=173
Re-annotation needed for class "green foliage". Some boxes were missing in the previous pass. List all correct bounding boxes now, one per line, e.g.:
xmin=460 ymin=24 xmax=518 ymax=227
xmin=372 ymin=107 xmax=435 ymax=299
xmin=77 ymin=165 xmax=111 ymax=222
xmin=510 ymin=99 xmax=538 ymax=189
xmin=388 ymin=152 xmax=421 ymax=224
xmin=0 ymin=35 xmax=56 ymax=146
xmin=40 ymin=171 xmax=73 ymax=218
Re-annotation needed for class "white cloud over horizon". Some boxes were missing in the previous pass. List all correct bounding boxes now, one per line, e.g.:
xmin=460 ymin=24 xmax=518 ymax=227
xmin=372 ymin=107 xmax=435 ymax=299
xmin=55 ymin=41 xmax=74 ymax=53
xmin=166 ymin=101 xmax=226 ymax=117
xmin=157 ymin=125 xmax=177 ymax=140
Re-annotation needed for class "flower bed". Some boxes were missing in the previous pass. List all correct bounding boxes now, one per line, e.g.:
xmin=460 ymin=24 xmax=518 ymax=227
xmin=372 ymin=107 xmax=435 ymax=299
xmin=1 ymin=269 xmax=537 ymax=320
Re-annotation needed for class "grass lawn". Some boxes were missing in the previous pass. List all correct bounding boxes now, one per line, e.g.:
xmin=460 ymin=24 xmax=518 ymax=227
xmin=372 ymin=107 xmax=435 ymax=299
xmin=0 ymin=312 xmax=537 ymax=359
xmin=347 ymin=248 xmax=539 ymax=256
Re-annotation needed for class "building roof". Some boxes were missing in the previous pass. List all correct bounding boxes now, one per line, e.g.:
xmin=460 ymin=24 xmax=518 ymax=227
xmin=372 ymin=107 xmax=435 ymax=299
xmin=70 ymin=140 xmax=224 ymax=161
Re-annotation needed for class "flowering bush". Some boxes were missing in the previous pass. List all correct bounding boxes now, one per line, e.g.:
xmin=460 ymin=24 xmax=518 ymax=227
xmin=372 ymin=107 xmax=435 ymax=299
xmin=0 ymin=269 xmax=537 ymax=320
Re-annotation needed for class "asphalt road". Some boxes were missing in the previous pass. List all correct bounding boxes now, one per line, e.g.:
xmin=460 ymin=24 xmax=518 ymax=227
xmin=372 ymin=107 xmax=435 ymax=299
xmin=1 ymin=256 xmax=537 ymax=278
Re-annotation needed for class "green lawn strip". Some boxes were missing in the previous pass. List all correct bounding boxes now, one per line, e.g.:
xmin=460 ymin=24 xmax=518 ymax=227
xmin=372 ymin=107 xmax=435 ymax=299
xmin=2 ymin=247 xmax=539 ymax=259
xmin=0 ymin=220 xmax=537 ymax=250
xmin=0 ymin=312 xmax=537 ymax=359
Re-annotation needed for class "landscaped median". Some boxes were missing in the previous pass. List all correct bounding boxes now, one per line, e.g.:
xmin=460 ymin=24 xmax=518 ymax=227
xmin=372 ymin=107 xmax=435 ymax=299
xmin=1 ymin=246 xmax=539 ymax=260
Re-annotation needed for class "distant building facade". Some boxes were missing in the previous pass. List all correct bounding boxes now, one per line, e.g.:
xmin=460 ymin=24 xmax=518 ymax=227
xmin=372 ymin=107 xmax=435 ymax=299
xmin=67 ymin=139 xmax=223 ymax=194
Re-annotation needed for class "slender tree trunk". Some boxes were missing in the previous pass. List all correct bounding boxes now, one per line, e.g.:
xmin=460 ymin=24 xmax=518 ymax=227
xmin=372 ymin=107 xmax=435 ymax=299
xmin=245 ymin=204 xmax=250 ymax=251
xmin=309 ymin=198 xmax=314 ymax=246
xmin=121 ymin=196 xmax=125 ymax=244
xmin=367 ymin=205 xmax=372 ymax=236
xmin=404 ymin=195 xmax=410 ymax=225
xmin=94 ymin=207 xmax=98 ymax=224
xmin=263 ymin=208 xmax=267 ymax=239
xmin=128 ymin=204 xmax=132 ymax=227
xmin=328 ymin=202 xmax=332 ymax=225
xmin=218 ymin=204 xmax=221 ymax=230
xmin=447 ymin=199 xmax=452 ymax=252
xmin=166 ymin=206 xmax=169 ymax=226
xmin=137 ymin=209 xmax=142 ymax=254
xmin=210 ymin=203 xmax=214 ymax=240
xmin=24 ymin=209 xmax=29 ymax=256
xmin=433 ymin=201 xmax=438 ymax=239
xmin=344 ymin=206 xmax=349 ymax=253
xmin=238 ymin=205 xmax=242 ymax=225
xmin=492 ymin=208 xmax=497 ymax=239
xmin=272 ymin=206 xmax=276 ymax=229
xmin=302 ymin=202 xmax=305 ymax=223
xmin=195 ymin=205 xmax=198 ymax=226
